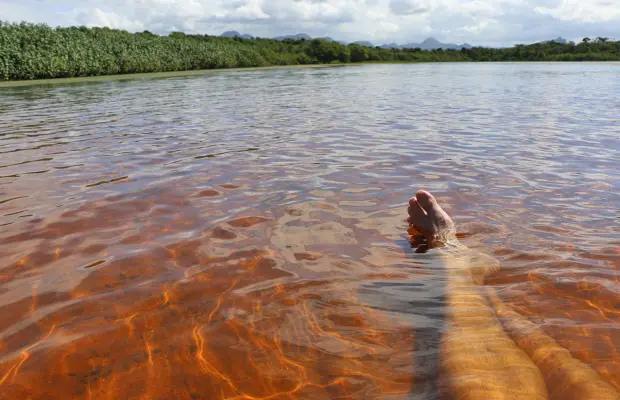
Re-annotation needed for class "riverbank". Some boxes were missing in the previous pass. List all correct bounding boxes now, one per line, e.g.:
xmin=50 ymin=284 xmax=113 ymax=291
xmin=2 ymin=22 xmax=618 ymax=83
xmin=0 ymin=64 xmax=346 ymax=88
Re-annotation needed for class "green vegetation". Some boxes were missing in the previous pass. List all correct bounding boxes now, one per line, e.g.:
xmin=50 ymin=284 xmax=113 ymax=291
xmin=1 ymin=22 xmax=619 ymax=81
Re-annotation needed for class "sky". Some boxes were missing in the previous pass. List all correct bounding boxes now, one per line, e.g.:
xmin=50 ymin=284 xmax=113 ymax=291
xmin=1 ymin=0 xmax=619 ymax=47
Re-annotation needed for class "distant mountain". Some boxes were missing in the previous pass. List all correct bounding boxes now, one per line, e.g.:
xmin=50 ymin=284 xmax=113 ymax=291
xmin=272 ymin=34 xmax=347 ymax=44
xmin=219 ymin=32 xmax=570 ymax=50
xmin=273 ymin=33 xmax=312 ymax=41
xmin=398 ymin=37 xmax=472 ymax=50
xmin=352 ymin=41 xmax=374 ymax=47
xmin=380 ymin=42 xmax=400 ymax=49
xmin=540 ymin=37 xmax=568 ymax=44
xmin=323 ymin=37 xmax=348 ymax=44
xmin=220 ymin=32 xmax=474 ymax=49
xmin=220 ymin=31 xmax=253 ymax=39
xmin=320 ymin=37 xmax=349 ymax=45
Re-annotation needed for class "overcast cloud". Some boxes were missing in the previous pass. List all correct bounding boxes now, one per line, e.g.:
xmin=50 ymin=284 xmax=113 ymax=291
xmin=1 ymin=0 xmax=618 ymax=46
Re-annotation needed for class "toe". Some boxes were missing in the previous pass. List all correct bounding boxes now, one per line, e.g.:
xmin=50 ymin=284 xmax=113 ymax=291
xmin=408 ymin=197 xmax=426 ymax=217
xmin=416 ymin=190 xmax=439 ymax=215
xmin=409 ymin=190 xmax=456 ymax=248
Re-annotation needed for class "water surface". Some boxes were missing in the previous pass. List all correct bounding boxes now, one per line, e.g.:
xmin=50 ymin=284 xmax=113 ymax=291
xmin=0 ymin=63 xmax=618 ymax=399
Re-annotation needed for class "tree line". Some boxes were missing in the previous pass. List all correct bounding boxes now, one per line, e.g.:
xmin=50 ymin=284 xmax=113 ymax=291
xmin=1 ymin=22 xmax=618 ymax=81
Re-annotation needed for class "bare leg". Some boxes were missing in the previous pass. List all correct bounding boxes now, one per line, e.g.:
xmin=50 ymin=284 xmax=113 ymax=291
xmin=407 ymin=190 xmax=620 ymax=399
xmin=407 ymin=190 xmax=548 ymax=399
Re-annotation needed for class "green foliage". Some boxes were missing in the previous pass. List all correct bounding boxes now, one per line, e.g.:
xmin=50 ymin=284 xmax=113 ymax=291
xmin=1 ymin=21 xmax=619 ymax=81
xmin=307 ymin=39 xmax=350 ymax=63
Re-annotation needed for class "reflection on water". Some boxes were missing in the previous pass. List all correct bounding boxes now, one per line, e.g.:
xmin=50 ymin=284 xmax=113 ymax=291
xmin=0 ymin=63 xmax=618 ymax=399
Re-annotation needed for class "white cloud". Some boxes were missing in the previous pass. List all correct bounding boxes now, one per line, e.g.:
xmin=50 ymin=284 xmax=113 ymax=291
xmin=535 ymin=0 xmax=620 ymax=23
xmin=0 ymin=0 xmax=618 ymax=46
xmin=389 ymin=0 xmax=434 ymax=15
xmin=80 ymin=8 xmax=146 ymax=31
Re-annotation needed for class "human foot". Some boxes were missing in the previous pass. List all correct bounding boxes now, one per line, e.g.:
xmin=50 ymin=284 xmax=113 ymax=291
xmin=407 ymin=190 xmax=456 ymax=249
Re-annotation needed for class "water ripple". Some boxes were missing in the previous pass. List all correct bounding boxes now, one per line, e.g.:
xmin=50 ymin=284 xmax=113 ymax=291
xmin=0 ymin=63 xmax=618 ymax=399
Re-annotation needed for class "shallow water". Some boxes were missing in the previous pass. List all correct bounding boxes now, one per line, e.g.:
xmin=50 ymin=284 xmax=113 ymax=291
xmin=0 ymin=63 xmax=618 ymax=399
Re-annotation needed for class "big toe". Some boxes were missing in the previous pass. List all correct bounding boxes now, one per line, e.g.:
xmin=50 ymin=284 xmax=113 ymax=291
xmin=408 ymin=197 xmax=426 ymax=218
xmin=415 ymin=190 xmax=440 ymax=215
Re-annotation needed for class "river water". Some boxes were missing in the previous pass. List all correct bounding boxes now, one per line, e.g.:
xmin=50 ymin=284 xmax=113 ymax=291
xmin=0 ymin=63 xmax=618 ymax=399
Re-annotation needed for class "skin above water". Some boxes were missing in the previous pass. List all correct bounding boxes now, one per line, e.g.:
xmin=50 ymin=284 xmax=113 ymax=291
xmin=0 ymin=63 xmax=618 ymax=399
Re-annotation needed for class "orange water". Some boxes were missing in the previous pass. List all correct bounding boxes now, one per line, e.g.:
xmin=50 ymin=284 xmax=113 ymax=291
xmin=0 ymin=64 xmax=618 ymax=399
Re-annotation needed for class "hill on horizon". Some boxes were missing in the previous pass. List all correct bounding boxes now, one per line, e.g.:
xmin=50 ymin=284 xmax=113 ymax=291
xmin=220 ymin=31 xmax=253 ymax=40
xmin=380 ymin=37 xmax=471 ymax=50
xmin=352 ymin=41 xmax=374 ymax=47
xmin=220 ymin=31 xmax=580 ymax=50
xmin=273 ymin=33 xmax=312 ymax=41
xmin=539 ymin=37 xmax=568 ymax=44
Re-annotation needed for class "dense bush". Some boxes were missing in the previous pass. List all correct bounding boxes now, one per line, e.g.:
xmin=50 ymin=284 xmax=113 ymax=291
xmin=1 ymin=22 xmax=618 ymax=81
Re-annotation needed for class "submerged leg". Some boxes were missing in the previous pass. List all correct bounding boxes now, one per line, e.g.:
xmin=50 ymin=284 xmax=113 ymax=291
xmin=408 ymin=190 xmax=548 ymax=399
xmin=408 ymin=190 xmax=620 ymax=399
